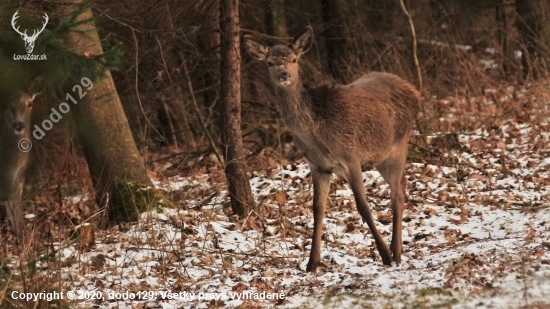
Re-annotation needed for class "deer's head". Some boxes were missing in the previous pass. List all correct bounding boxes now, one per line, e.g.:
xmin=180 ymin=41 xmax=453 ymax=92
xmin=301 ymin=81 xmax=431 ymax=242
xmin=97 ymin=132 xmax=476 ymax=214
xmin=1 ymin=77 xmax=42 ymax=137
xmin=1 ymin=93 xmax=36 ymax=137
xmin=244 ymin=26 xmax=313 ymax=88
xmin=11 ymin=11 xmax=49 ymax=54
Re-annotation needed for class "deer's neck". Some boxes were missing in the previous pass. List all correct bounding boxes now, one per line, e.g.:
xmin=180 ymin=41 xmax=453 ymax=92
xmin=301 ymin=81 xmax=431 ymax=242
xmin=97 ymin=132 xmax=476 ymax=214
xmin=275 ymin=82 xmax=315 ymax=131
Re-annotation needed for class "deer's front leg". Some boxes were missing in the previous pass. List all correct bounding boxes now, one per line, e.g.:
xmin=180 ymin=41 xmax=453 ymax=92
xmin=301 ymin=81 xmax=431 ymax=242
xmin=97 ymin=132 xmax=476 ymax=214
xmin=306 ymin=169 xmax=331 ymax=272
xmin=3 ymin=183 xmax=25 ymax=244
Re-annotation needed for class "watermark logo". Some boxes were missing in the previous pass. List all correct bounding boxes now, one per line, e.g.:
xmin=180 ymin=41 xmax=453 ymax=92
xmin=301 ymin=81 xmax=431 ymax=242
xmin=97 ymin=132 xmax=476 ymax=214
xmin=12 ymin=10 xmax=48 ymax=60
xmin=18 ymin=138 xmax=32 ymax=152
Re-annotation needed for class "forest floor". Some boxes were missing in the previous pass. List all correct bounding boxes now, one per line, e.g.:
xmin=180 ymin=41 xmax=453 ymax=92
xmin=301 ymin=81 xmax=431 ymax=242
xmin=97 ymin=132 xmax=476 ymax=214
xmin=3 ymin=83 xmax=550 ymax=309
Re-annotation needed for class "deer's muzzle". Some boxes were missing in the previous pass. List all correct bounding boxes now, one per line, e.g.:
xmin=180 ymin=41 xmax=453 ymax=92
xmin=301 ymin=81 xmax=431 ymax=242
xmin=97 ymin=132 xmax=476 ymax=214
xmin=278 ymin=71 xmax=290 ymax=82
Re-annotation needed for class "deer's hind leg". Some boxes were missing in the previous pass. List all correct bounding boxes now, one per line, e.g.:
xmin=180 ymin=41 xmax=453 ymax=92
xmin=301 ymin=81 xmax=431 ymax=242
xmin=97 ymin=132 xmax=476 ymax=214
xmin=376 ymin=140 xmax=408 ymax=264
xmin=347 ymin=163 xmax=393 ymax=265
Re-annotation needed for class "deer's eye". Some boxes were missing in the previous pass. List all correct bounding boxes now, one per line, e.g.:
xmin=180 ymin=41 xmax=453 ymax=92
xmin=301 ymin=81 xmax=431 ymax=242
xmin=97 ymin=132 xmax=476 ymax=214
xmin=267 ymin=61 xmax=274 ymax=67
xmin=292 ymin=58 xmax=297 ymax=63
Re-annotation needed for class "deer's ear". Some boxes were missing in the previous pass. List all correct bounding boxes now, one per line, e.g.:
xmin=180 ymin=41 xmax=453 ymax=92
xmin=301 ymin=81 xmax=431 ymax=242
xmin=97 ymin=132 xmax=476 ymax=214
xmin=291 ymin=26 xmax=313 ymax=56
xmin=244 ymin=35 xmax=268 ymax=61
xmin=27 ymin=75 xmax=44 ymax=98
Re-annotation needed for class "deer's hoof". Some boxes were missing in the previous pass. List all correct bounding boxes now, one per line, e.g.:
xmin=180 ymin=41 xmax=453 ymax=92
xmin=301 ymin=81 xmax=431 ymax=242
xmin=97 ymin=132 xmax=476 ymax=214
xmin=378 ymin=244 xmax=393 ymax=266
xmin=393 ymin=254 xmax=401 ymax=264
xmin=390 ymin=243 xmax=402 ymax=264
xmin=381 ymin=253 xmax=393 ymax=266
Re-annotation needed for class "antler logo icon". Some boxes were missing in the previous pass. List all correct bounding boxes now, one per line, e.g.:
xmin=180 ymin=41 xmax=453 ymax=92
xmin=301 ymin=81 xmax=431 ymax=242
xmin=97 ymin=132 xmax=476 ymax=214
xmin=11 ymin=11 xmax=49 ymax=54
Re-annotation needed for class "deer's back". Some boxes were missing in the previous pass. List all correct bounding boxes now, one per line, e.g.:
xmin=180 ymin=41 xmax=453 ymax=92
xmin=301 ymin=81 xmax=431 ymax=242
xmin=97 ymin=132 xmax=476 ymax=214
xmin=309 ymin=72 xmax=419 ymax=166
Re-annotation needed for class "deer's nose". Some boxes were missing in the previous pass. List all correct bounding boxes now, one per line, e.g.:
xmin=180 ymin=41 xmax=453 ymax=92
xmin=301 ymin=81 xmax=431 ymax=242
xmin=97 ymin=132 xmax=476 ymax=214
xmin=278 ymin=71 xmax=290 ymax=82
xmin=13 ymin=122 xmax=25 ymax=132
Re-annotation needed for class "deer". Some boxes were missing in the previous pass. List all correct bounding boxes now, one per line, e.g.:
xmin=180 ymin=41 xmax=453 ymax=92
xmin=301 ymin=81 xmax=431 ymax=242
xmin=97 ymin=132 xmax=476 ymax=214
xmin=244 ymin=26 xmax=419 ymax=272
xmin=11 ymin=10 xmax=49 ymax=54
xmin=0 ymin=77 xmax=41 ymax=244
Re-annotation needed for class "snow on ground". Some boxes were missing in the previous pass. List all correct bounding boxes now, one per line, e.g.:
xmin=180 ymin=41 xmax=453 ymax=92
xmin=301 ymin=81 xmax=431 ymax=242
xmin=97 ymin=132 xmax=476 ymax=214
xmin=53 ymin=118 xmax=550 ymax=308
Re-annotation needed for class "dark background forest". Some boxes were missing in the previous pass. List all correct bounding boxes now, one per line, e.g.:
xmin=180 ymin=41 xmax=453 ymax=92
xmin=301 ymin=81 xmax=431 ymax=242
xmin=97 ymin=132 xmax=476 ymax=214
xmin=7 ymin=0 xmax=549 ymax=170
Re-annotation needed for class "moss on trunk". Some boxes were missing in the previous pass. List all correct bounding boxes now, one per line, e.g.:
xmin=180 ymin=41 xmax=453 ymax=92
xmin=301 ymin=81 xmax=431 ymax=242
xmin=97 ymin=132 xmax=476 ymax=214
xmin=108 ymin=181 xmax=173 ymax=224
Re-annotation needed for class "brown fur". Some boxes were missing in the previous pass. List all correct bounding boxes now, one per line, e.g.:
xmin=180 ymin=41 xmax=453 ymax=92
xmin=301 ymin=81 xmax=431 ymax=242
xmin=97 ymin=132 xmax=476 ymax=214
xmin=0 ymin=89 xmax=37 ymax=244
xmin=245 ymin=26 xmax=419 ymax=272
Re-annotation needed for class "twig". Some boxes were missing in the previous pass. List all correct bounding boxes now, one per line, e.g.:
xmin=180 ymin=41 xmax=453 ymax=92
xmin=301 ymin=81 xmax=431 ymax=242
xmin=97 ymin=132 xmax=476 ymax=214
xmin=399 ymin=0 xmax=426 ymax=147
xmin=412 ymin=195 xmax=544 ymax=209
xmin=102 ymin=13 xmax=143 ymax=33
xmin=444 ymin=236 xmax=522 ymax=251
xmin=154 ymin=34 xmax=179 ymax=149
xmin=399 ymin=0 xmax=422 ymax=92
xmin=0 ymin=268 xmax=15 ymax=305
xmin=181 ymin=60 xmax=224 ymax=165
xmin=131 ymin=29 xmax=162 ymax=139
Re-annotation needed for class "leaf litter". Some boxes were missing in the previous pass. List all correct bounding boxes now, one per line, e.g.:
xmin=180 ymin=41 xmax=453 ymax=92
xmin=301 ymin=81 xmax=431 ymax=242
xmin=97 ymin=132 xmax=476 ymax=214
xmin=48 ymin=89 xmax=550 ymax=308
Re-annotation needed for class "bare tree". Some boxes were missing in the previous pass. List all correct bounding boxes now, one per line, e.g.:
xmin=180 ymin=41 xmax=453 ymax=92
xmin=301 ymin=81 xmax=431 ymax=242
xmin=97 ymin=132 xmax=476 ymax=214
xmin=265 ymin=0 xmax=288 ymax=38
xmin=321 ymin=0 xmax=352 ymax=83
xmin=63 ymin=0 xmax=155 ymax=222
xmin=154 ymin=2 xmax=197 ymax=151
xmin=496 ymin=0 xmax=513 ymax=76
xmin=399 ymin=0 xmax=422 ymax=92
xmin=219 ymin=0 xmax=255 ymax=216
xmin=515 ymin=0 xmax=550 ymax=80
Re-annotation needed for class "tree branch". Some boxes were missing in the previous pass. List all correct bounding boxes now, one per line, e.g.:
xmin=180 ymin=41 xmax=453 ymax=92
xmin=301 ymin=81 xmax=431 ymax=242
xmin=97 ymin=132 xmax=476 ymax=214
xmin=399 ymin=0 xmax=422 ymax=92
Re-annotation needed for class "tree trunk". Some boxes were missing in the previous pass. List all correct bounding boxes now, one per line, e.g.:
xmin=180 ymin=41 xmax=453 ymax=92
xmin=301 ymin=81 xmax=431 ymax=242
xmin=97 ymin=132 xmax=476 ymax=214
xmin=197 ymin=2 xmax=223 ymax=156
xmin=155 ymin=3 xmax=197 ymax=151
xmin=515 ymin=0 xmax=550 ymax=80
xmin=63 ymin=0 xmax=158 ymax=223
xmin=496 ymin=0 xmax=511 ymax=76
xmin=321 ymin=0 xmax=353 ymax=83
xmin=219 ymin=0 xmax=255 ymax=217
xmin=265 ymin=0 xmax=288 ymax=38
